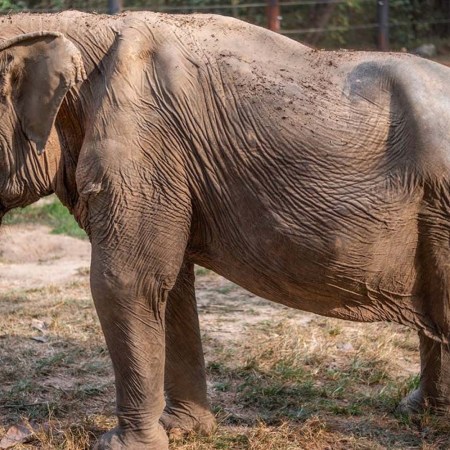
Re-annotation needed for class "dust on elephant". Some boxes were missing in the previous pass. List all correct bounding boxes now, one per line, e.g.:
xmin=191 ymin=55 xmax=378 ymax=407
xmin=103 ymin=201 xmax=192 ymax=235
xmin=0 ymin=11 xmax=449 ymax=450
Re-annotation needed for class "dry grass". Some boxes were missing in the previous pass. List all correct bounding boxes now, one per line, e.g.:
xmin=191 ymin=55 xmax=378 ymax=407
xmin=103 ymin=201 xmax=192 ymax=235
xmin=171 ymin=419 xmax=383 ymax=450
xmin=0 ymin=280 xmax=115 ymax=449
xmin=1 ymin=271 xmax=450 ymax=449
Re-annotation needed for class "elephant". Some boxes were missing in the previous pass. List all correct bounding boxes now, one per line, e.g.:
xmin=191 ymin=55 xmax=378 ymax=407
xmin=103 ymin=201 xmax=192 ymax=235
xmin=0 ymin=10 xmax=449 ymax=450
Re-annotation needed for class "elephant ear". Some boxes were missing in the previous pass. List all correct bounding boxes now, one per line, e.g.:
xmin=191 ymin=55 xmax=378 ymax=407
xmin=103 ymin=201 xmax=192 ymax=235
xmin=0 ymin=31 xmax=86 ymax=154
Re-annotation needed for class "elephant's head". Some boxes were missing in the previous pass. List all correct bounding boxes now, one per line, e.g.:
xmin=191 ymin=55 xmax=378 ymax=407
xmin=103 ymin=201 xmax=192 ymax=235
xmin=0 ymin=32 xmax=85 ymax=217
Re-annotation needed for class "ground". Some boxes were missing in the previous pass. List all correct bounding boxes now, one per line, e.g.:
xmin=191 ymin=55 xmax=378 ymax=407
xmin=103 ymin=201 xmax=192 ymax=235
xmin=0 ymin=198 xmax=449 ymax=450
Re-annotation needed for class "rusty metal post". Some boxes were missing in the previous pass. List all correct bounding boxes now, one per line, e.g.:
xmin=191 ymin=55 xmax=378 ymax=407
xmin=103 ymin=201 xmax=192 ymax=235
xmin=377 ymin=0 xmax=389 ymax=51
xmin=108 ymin=0 xmax=122 ymax=14
xmin=267 ymin=0 xmax=280 ymax=32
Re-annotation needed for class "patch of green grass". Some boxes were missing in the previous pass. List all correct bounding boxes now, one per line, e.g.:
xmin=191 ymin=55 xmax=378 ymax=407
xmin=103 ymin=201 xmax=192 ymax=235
xmin=207 ymin=362 xmax=228 ymax=375
xmin=356 ymin=373 xmax=422 ymax=413
xmin=7 ymin=379 xmax=35 ymax=397
xmin=219 ymin=320 xmax=422 ymax=427
xmin=74 ymin=384 xmax=108 ymax=400
xmin=239 ymin=379 xmax=323 ymax=407
xmin=272 ymin=362 xmax=310 ymax=383
xmin=214 ymin=381 xmax=231 ymax=393
xmin=379 ymin=374 xmax=421 ymax=411
xmin=195 ymin=266 xmax=211 ymax=277
xmin=209 ymin=434 xmax=249 ymax=449
xmin=234 ymin=366 xmax=325 ymax=422
xmin=2 ymin=401 xmax=62 ymax=422
xmin=175 ymin=432 xmax=250 ymax=449
xmin=330 ymin=403 xmax=363 ymax=416
xmin=402 ymin=373 xmax=421 ymax=394
xmin=348 ymin=357 xmax=390 ymax=385
xmin=216 ymin=285 xmax=236 ymax=295
xmin=34 ymin=352 xmax=74 ymax=375
xmin=3 ymin=196 xmax=87 ymax=239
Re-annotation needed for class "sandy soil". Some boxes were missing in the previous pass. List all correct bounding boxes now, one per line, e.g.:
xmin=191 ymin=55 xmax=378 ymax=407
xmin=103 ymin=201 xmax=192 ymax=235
xmin=0 ymin=225 xmax=91 ymax=290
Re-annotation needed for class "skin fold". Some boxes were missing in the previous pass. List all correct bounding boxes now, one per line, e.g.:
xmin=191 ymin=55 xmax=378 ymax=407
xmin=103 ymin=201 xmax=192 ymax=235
xmin=0 ymin=11 xmax=449 ymax=449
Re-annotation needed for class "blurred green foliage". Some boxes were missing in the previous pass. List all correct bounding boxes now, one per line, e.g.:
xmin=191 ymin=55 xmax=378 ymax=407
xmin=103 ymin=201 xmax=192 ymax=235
xmin=3 ymin=197 xmax=87 ymax=239
xmin=280 ymin=0 xmax=449 ymax=49
xmin=1 ymin=0 xmax=449 ymax=50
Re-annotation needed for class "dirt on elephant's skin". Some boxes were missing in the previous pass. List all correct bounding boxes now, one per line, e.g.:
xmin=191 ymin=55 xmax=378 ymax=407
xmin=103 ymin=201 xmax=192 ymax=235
xmin=0 ymin=225 xmax=449 ymax=449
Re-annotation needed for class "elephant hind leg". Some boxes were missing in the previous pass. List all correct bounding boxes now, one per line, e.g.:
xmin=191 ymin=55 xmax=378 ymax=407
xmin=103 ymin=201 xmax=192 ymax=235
xmin=399 ymin=334 xmax=450 ymax=415
xmin=401 ymin=194 xmax=450 ymax=414
xmin=419 ymin=335 xmax=450 ymax=413
xmin=162 ymin=260 xmax=216 ymax=437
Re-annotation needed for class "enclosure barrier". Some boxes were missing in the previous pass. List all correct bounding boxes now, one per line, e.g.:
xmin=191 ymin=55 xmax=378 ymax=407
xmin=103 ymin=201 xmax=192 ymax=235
xmin=1 ymin=0 xmax=449 ymax=51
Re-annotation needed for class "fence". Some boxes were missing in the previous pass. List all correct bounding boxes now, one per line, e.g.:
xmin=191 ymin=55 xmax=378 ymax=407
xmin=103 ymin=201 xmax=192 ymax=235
xmin=3 ymin=0 xmax=450 ymax=51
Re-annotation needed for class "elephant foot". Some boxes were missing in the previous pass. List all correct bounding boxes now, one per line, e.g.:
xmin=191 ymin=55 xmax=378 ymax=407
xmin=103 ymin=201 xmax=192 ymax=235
xmin=396 ymin=389 xmax=425 ymax=415
xmin=160 ymin=405 xmax=217 ymax=439
xmin=397 ymin=388 xmax=450 ymax=416
xmin=93 ymin=425 xmax=169 ymax=450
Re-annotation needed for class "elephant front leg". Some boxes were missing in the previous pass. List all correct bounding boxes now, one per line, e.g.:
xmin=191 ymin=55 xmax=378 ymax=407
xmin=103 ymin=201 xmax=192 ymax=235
xmin=91 ymin=259 xmax=169 ymax=450
xmin=85 ymin=192 xmax=191 ymax=450
xmin=161 ymin=260 xmax=216 ymax=436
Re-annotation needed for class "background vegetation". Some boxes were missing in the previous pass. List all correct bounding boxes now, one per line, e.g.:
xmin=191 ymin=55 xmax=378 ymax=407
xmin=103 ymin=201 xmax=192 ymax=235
xmin=3 ymin=197 xmax=87 ymax=239
xmin=2 ymin=0 xmax=449 ymax=50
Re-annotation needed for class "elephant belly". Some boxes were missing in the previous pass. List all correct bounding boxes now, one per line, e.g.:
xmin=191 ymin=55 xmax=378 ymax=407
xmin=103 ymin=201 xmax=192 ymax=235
xmin=194 ymin=185 xmax=429 ymax=333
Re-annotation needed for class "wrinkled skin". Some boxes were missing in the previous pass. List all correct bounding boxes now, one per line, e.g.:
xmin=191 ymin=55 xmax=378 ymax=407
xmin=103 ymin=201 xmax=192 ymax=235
xmin=0 ymin=11 xmax=450 ymax=449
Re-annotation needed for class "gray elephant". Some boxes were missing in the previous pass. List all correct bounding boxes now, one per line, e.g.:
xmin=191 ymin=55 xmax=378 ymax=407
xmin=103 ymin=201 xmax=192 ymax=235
xmin=0 ymin=11 xmax=449 ymax=450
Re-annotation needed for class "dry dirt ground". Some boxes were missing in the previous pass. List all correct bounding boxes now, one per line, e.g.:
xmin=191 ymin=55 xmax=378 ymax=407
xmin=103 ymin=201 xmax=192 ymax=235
xmin=0 ymin=224 xmax=449 ymax=449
